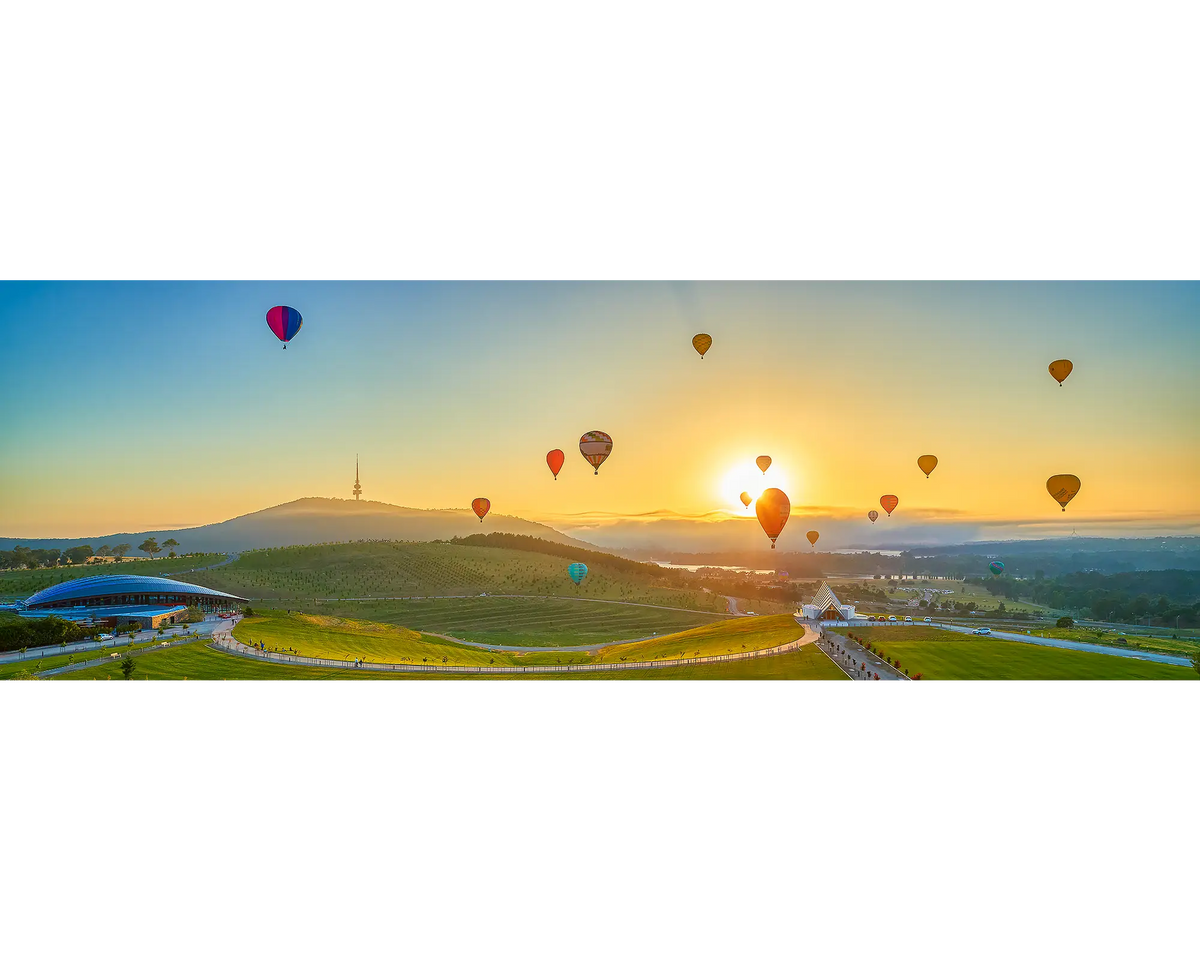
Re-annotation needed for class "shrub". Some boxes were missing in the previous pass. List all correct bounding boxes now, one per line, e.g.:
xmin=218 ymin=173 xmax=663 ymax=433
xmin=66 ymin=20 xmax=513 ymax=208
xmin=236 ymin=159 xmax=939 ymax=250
xmin=912 ymin=672 xmax=923 ymax=680
xmin=1056 ymin=616 xmax=1074 ymax=629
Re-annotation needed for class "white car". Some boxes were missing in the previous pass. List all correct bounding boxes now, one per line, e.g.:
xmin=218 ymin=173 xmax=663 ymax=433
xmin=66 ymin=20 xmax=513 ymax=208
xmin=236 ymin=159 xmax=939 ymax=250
xmin=888 ymin=616 xmax=897 ymax=622
xmin=973 ymin=627 xmax=992 ymax=635
xmin=904 ymin=616 xmax=913 ymax=622
xmin=923 ymin=617 xmax=932 ymax=623
xmin=97 ymin=633 xmax=114 ymax=641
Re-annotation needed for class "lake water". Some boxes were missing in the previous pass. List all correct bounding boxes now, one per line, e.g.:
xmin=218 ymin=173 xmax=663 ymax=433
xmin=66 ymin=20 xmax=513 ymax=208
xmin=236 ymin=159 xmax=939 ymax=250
xmin=652 ymin=561 xmax=778 ymax=575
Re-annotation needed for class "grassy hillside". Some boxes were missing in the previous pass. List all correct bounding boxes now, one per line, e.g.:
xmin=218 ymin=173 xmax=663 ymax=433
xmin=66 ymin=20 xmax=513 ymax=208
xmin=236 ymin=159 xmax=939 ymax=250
xmin=292 ymin=596 xmax=720 ymax=647
xmin=185 ymin=540 xmax=727 ymax=612
xmin=830 ymin=626 xmax=1196 ymax=680
xmin=53 ymin=631 xmax=840 ymax=681
xmin=0 ymin=555 xmax=226 ymax=599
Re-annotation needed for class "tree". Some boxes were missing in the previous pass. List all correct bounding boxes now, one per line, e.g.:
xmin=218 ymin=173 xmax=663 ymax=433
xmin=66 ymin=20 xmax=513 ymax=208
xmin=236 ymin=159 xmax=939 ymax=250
xmin=63 ymin=544 xmax=94 ymax=565
xmin=112 ymin=543 xmax=132 ymax=560
xmin=96 ymin=545 xmax=113 ymax=557
xmin=120 ymin=655 xmax=136 ymax=680
xmin=139 ymin=538 xmax=161 ymax=561
xmin=162 ymin=538 xmax=179 ymax=558
xmin=1056 ymin=617 xmax=1074 ymax=629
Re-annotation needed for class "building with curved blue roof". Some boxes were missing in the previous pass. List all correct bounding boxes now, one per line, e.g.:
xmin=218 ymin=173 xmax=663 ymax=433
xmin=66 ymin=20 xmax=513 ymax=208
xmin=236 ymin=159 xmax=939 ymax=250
xmin=19 ymin=574 xmax=246 ymax=628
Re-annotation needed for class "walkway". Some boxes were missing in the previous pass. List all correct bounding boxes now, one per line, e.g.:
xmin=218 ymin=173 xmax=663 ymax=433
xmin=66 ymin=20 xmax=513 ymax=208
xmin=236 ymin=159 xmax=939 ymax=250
xmin=815 ymin=630 xmax=908 ymax=681
xmin=209 ymin=625 xmax=818 ymax=675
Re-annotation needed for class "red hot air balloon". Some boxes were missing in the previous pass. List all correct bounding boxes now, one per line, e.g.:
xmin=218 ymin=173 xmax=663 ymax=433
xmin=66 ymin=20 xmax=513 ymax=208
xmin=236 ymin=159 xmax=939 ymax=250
xmin=755 ymin=488 xmax=790 ymax=549
xmin=266 ymin=305 xmax=303 ymax=349
xmin=546 ymin=449 xmax=565 ymax=480
xmin=472 ymin=498 xmax=490 ymax=522
xmin=880 ymin=495 xmax=899 ymax=517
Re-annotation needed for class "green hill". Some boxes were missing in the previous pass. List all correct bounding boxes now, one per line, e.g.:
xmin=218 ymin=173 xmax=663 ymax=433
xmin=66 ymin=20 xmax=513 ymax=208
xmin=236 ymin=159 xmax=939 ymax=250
xmin=185 ymin=539 xmax=727 ymax=613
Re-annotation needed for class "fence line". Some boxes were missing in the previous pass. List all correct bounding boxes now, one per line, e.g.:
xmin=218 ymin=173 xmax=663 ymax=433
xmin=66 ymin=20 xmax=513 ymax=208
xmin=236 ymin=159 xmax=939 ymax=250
xmin=210 ymin=628 xmax=814 ymax=676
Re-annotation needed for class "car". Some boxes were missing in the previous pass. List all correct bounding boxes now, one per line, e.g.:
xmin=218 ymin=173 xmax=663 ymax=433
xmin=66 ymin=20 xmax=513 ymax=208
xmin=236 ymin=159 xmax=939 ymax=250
xmin=109 ymin=652 xmax=121 ymax=658
xmin=973 ymin=627 xmax=992 ymax=635
xmin=867 ymin=616 xmax=876 ymax=622
xmin=923 ymin=616 xmax=932 ymax=623
xmin=904 ymin=616 xmax=913 ymax=622
xmin=97 ymin=633 xmax=114 ymax=641
xmin=888 ymin=616 xmax=897 ymax=622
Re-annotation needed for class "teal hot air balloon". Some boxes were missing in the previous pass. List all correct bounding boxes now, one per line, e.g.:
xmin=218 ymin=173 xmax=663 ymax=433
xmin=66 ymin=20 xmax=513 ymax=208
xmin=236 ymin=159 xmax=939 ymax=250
xmin=567 ymin=562 xmax=588 ymax=585
xmin=989 ymin=560 xmax=1005 ymax=576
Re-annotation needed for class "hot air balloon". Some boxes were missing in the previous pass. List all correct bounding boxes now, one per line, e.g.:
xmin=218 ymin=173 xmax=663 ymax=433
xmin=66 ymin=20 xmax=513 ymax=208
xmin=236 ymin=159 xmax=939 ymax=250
xmin=266 ymin=305 xmax=303 ymax=349
xmin=1049 ymin=359 xmax=1073 ymax=386
xmin=917 ymin=455 xmax=938 ymax=478
xmin=989 ymin=560 xmax=1005 ymax=576
xmin=1046 ymin=474 xmax=1081 ymax=511
xmin=471 ymin=498 xmax=490 ymax=522
xmin=739 ymin=491 xmax=753 ymax=509
xmin=567 ymin=562 xmax=588 ymax=585
xmin=756 ymin=456 xmax=772 ymax=475
xmin=579 ymin=431 xmax=613 ymax=475
xmin=868 ymin=510 xmax=879 ymax=523
xmin=755 ymin=488 xmax=790 ymax=549
xmin=806 ymin=530 xmax=820 ymax=547
xmin=880 ymin=495 xmax=899 ymax=517
xmin=546 ymin=449 xmax=565 ymax=480
xmin=692 ymin=333 xmax=712 ymax=359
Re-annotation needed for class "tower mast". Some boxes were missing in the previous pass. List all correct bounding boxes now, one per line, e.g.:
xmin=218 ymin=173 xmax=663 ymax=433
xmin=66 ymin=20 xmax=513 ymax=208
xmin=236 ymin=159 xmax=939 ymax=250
xmin=353 ymin=456 xmax=362 ymax=501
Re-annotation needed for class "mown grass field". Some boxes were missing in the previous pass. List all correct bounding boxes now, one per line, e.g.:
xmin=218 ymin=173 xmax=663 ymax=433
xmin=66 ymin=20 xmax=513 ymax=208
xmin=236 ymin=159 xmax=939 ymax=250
xmin=184 ymin=541 xmax=726 ymax=612
xmin=54 ymin=633 xmax=841 ymax=680
xmin=290 ymin=596 xmax=721 ymax=647
xmin=830 ymin=626 xmax=1197 ymax=680
xmin=226 ymin=610 xmax=804 ymax=668
xmin=0 ymin=555 xmax=227 ymax=599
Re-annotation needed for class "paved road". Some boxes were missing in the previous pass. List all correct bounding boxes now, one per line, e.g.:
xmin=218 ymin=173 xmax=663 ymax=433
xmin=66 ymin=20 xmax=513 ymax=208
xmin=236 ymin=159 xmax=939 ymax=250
xmin=0 ymin=615 xmax=238 ymax=665
xmin=932 ymin=621 xmax=1192 ymax=667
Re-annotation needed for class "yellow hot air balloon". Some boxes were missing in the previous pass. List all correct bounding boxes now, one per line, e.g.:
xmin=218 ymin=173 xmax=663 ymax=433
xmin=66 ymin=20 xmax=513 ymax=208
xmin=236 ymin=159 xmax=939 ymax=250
xmin=739 ymin=491 xmax=753 ymax=509
xmin=806 ymin=530 xmax=819 ymax=547
xmin=1047 ymin=474 xmax=1081 ymax=511
xmin=755 ymin=488 xmax=790 ymax=549
xmin=1049 ymin=359 xmax=1073 ymax=386
xmin=692 ymin=333 xmax=712 ymax=359
xmin=917 ymin=455 xmax=938 ymax=478
xmin=756 ymin=455 xmax=772 ymax=475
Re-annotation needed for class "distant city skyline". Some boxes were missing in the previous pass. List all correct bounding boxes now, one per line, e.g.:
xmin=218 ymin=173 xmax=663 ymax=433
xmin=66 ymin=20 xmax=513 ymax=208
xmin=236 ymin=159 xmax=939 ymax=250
xmin=2 ymin=282 xmax=1197 ymax=547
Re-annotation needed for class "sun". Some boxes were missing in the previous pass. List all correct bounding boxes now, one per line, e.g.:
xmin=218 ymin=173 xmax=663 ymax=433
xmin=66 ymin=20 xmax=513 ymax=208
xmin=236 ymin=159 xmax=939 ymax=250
xmin=720 ymin=461 xmax=793 ymax=512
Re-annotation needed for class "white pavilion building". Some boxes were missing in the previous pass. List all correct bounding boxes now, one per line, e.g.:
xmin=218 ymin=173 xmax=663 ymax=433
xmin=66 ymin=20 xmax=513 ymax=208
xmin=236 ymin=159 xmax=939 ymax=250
xmin=800 ymin=582 xmax=856 ymax=622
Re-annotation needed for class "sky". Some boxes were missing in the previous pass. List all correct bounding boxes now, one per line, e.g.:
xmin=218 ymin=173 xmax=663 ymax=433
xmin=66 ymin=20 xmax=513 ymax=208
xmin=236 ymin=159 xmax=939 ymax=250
xmin=1 ymin=281 xmax=1198 ymax=548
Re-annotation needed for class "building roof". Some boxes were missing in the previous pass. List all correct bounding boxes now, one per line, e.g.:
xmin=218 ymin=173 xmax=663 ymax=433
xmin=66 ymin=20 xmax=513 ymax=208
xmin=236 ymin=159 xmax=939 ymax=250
xmin=810 ymin=581 xmax=844 ymax=612
xmin=24 ymin=574 xmax=246 ymax=608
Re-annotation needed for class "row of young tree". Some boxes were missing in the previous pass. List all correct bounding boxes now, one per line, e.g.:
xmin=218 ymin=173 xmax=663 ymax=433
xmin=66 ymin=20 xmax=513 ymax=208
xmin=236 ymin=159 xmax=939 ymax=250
xmin=1 ymin=538 xmax=183 ymax=570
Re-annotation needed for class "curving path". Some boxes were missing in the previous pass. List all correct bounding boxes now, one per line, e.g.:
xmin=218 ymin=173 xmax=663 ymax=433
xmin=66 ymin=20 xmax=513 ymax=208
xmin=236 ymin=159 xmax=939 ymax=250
xmin=210 ymin=625 xmax=818 ymax=675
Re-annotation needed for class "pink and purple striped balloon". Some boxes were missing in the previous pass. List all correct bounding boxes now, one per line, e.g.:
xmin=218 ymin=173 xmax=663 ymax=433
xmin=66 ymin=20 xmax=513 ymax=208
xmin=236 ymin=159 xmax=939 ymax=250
xmin=266 ymin=305 xmax=303 ymax=349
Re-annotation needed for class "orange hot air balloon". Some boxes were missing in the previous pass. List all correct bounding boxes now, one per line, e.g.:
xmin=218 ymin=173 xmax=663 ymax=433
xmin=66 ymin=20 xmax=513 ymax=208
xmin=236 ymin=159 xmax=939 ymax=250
xmin=806 ymin=530 xmax=819 ymax=547
xmin=917 ymin=455 xmax=938 ymax=478
xmin=1046 ymin=474 xmax=1081 ymax=511
xmin=546 ymin=449 xmax=565 ymax=480
xmin=692 ymin=333 xmax=712 ymax=359
xmin=579 ymin=431 xmax=613 ymax=475
xmin=755 ymin=487 xmax=790 ymax=549
xmin=868 ymin=510 xmax=879 ymax=523
xmin=739 ymin=491 xmax=753 ymax=509
xmin=1049 ymin=359 xmax=1073 ymax=386
xmin=880 ymin=495 xmax=899 ymax=517
xmin=756 ymin=456 xmax=772 ymax=475
xmin=471 ymin=498 xmax=491 ymax=522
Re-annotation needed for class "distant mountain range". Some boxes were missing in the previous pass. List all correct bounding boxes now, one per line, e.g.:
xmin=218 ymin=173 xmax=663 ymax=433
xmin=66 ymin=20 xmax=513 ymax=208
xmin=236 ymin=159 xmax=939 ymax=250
xmin=0 ymin=498 xmax=598 ymax=554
